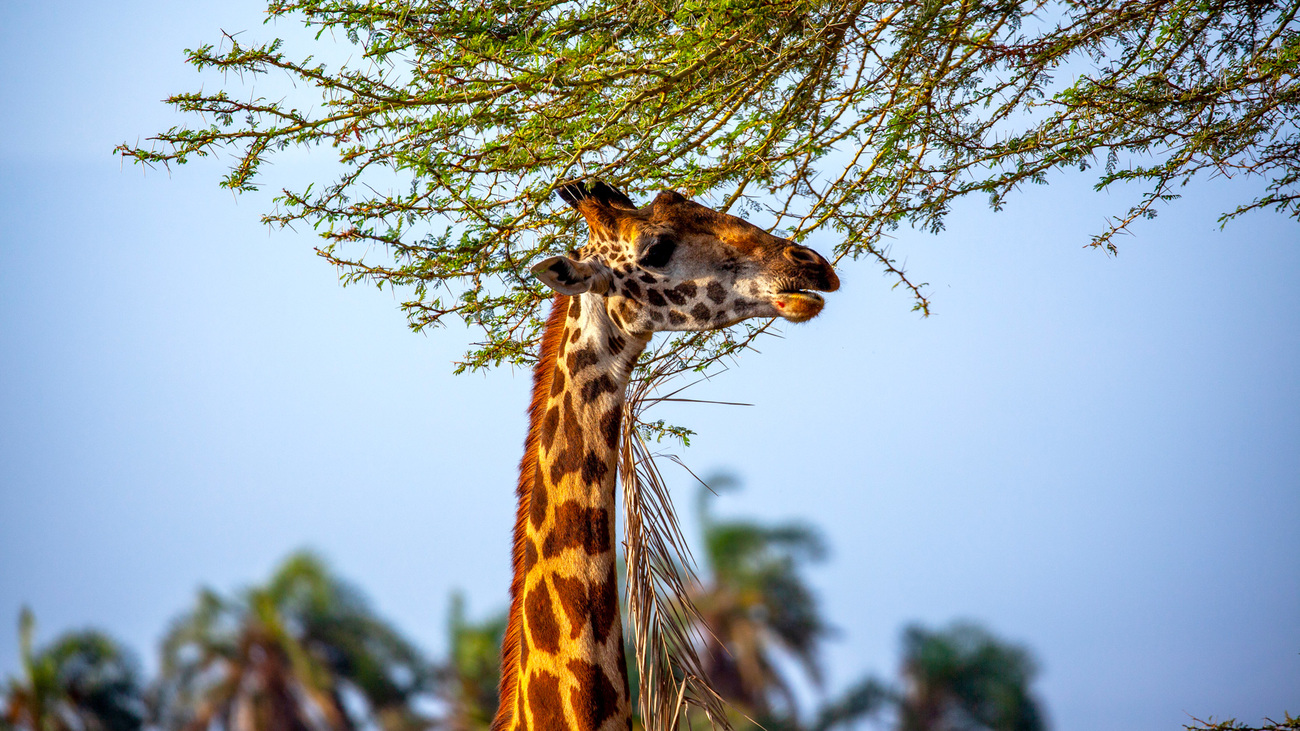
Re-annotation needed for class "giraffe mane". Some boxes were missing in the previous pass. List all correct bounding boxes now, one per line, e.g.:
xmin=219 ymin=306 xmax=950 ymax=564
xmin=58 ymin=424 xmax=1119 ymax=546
xmin=494 ymin=292 xmax=571 ymax=731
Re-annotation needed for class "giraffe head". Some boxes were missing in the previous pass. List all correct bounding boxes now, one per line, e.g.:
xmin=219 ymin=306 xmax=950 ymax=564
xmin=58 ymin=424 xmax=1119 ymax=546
xmin=533 ymin=182 xmax=840 ymax=332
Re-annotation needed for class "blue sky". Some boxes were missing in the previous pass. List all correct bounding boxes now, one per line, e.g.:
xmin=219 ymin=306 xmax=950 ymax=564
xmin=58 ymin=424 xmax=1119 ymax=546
xmin=1 ymin=3 xmax=1297 ymax=730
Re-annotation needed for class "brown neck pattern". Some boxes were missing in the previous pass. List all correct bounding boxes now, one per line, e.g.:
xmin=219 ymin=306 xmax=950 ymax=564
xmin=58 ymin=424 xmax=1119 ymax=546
xmin=494 ymin=292 xmax=649 ymax=731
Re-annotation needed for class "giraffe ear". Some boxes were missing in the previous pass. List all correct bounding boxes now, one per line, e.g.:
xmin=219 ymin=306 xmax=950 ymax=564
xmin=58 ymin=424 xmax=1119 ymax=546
xmin=531 ymin=256 xmax=610 ymax=296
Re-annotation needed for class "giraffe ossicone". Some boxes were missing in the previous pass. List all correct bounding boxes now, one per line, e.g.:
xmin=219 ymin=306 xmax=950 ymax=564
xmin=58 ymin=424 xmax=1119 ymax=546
xmin=494 ymin=181 xmax=839 ymax=731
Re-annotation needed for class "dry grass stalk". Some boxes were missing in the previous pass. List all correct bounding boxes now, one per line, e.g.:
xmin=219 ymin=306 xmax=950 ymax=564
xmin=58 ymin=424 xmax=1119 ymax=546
xmin=619 ymin=340 xmax=734 ymax=731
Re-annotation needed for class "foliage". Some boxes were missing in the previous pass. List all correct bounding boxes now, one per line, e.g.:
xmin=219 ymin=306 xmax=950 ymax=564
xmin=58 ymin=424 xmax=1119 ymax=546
xmin=675 ymin=481 xmax=1049 ymax=731
xmin=0 ymin=608 xmax=145 ymax=731
xmin=117 ymin=0 xmax=1300 ymax=376
xmin=117 ymin=6 xmax=1299 ymax=721
xmin=441 ymin=595 xmax=506 ymax=731
xmin=690 ymin=474 xmax=830 ymax=721
xmin=810 ymin=676 xmax=894 ymax=731
xmin=780 ymin=621 xmax=1049 ymax=731
xmin=151 ymin=551 xmax=435 ymax=731
xmin=1185 ymin=714 xmax=1300 ymax=731
xmin=895 ymin=623 xmax=1047 ymax=731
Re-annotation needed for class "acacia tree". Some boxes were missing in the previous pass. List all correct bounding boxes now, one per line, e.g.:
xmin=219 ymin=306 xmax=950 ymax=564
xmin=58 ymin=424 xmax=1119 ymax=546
xmin=119 ymin=1 xmax=1298 ymax=725
xmin=118 ymin=0 xmax=1299 ymax=376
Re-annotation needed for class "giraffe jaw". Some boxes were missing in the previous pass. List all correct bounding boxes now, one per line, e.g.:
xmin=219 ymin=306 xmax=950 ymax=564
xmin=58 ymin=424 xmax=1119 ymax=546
xmin=772 ymin=290 xmax=825 ymax=322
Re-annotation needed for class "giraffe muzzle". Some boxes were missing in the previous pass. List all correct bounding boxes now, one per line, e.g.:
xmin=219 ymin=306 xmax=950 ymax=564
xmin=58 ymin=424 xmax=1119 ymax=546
xmin=771 ymin=245 xmax=838 ymax=322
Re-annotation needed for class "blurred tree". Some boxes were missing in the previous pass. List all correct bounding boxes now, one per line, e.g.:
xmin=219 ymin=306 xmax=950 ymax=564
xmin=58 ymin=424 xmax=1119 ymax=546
xmin=152 ymin=551 xmax=435 ymax=731
xmin=807 ymin=622 xmax=1048 ymax=731
xmin=689 ymin=475 xmax=830 ymax=722
xmin=1 ymin=608 xmax=145 ymax=731
xmin=119 ymin=0 xmax=1300 ymax=376
xmin=895 ymin=622 xmax=1047 ymax=731
xmin=810 ymin=676 xmax=893 ymax=731
xmin=678 ymin=479 xmax=1049 ymax=731
xmin=440 ymin=595 xmax=505 ymax=731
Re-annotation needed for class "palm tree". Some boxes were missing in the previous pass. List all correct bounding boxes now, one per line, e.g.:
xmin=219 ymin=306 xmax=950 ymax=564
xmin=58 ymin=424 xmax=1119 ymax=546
xmin=1 ymin=608 xmax=145 ymax=731
xmin=152 ymin=551 xmax=435 ymax=731
xmin=682 ymin=478 xmax=1049 ymax=731
xmin=896 ymin=623 xmax=1047 ymax=731
xmin=688 ymin=474 xmax=830 ymax=722
xmin=440 ymin=595 xmax=506 ymax=731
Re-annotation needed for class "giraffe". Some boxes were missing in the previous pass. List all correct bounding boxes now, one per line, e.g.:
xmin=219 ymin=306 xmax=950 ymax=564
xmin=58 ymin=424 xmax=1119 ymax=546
xmin=493 ymin=181 xmax=840 ymax=731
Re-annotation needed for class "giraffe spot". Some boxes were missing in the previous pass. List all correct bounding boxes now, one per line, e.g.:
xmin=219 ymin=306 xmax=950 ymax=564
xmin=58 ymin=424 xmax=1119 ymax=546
xmin=550 ymin=444 xmax=585 ymax=486
xmin=674 ymin=282 xmax=698 ymax=299
xmin=663 ymin=287 xmax=687 ymax=305
xmin=600 ymin=408 xmax=622 ymax=450
xmin=527 ymin=670 xmax=566 ymax=731
xmin=524 ymin=538 xmax=539 ymax=572
xmin=529 ymin=465 xmax=548 ymax=529
xmin=691 ymin=303 xmax=712 ymax=322
xmin=567 ymin=659 xmax=621 ymax=731
xmin=540 ymin=406 xmax=559 ymax=448
xmin=567 ymin=347 xmax=599 ymax=373
xmin=639 ymin=272 xmax=657 ymax=284
xmin=606 ymin=333 xmax=625 ymax=356
xmin=550 ymin=368 xmax=565 ymax=397
xmin=667 ymin=311 xmax=687 ymax=326
xmin=569 ymin=328 xmax=580 ymax=344
xmin=581 ymin=450 xmax=609 ymax=484
xmin=550 ymin=572 xmax=590 ymax=639
xmin=562 ymin=398 xmax=582 ymax=445
xmin=623 ymin=279 xmax=642 ymax=299
xmin=525 ymin=579 xmax=561 ymax=654
xmin=540 ymin=527 xmax=556 ymax=559
xmin=542 ymin=502 xmax=611 ymax=558
xmin=590 ymin=562 xmax=619 ymax=644
xmin=582 ymin=374 xmax=618 ymax=403
xmin=649 ymin=310 xmax=664 ymax=324
xmin=707 ymin=281 xmax=727 ymax=304
xmin=569 ymin=295 xmax=582 ymax=319
xmin=646 ymin=289 xmax=666 ymax=307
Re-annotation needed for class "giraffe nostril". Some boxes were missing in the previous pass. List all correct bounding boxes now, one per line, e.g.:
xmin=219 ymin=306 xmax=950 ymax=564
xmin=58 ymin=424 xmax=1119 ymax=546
xmin=783 ymin=246 xmax=815 ymax=264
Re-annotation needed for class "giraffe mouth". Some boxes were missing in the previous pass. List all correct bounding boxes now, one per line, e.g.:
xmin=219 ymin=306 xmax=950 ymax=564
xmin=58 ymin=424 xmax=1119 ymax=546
xmin=772 ymin=289 xmax=826 ymax=322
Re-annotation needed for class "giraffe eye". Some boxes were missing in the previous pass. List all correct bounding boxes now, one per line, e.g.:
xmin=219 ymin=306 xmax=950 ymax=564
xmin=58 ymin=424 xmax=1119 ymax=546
xmin=638 ymin=235 xmax=677 ymax=269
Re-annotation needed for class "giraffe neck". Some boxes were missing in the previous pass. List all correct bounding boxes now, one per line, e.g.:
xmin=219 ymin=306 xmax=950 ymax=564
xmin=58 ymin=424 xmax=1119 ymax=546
xmin=495 ymin=293 xmax=648 ymax=731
